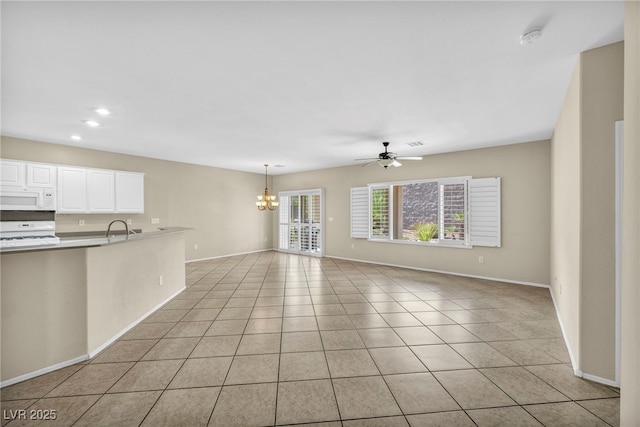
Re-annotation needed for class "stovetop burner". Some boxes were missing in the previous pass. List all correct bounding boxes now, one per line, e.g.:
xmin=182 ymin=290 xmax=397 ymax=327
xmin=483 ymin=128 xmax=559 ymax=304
xmin=0 ymin=217 xmax=60 ymax=248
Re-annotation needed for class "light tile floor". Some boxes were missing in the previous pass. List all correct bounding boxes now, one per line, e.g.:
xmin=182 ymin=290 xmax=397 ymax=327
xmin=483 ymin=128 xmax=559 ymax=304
xmin=1 ymin=251 xmax=620 ymax=426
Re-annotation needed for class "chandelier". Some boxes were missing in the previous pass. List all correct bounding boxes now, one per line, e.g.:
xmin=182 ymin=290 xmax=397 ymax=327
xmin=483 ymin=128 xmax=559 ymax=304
xmin=256 ymin=164 xmax=279 ymax=211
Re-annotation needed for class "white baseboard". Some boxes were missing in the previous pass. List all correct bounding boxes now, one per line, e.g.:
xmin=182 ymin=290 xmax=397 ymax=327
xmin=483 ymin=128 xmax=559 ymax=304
xmin=325 ymin=255 xmax=549 ymax=288
xmin=548 ymin=288 xmax=620 ymax=388
xmin=0 ymin=355 xmax=89 ymax=389
xmin=548 ymin=288 xmax=580 ymax=373
xmin=1 ymin=287 xmax=185 ymax=388
xmin=581 ymin=372 xmax=620 ymax=388
xmin=186 ymin=248 xmax=273 ymax=263
xmin=88 ymin=287 xmax=185 ymax=357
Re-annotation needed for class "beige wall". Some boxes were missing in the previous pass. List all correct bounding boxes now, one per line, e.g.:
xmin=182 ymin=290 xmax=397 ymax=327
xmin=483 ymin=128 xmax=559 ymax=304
xmin=621 ymin=1 xmax=640 ymax=423
xmin=274 ymin=140 xmax=551 ymax=286
xmin=86 ymin=233 xmax=186 ymax=354
xmin=1 ymin=248 xmax=87 ymax=381
xmin=550 ymin=61 xmax=582 ymax=369
xmin=550 ymin=42 xmax=623 ymax=383
xmin=0 ymin=136 xmax=273 ymax=260
xmin=580 ymin=42 xmax=623 ymax=380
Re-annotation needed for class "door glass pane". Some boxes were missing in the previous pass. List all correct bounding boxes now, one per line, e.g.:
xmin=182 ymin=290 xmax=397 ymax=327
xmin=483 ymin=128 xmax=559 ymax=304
xmin=311 ymin=224 xmax=320 ymax=253
xmin=312 ymin=194 xmax=321 ymax=224
xmin=290 ymin=196 xmax=300 ymax=223
xmin=300 ymin=226 xmax=310 ymax=252
xmin=301 ymin=195 xmax=309 ymax=224
xmin=289 ymin=226 xmax=300 ymax=250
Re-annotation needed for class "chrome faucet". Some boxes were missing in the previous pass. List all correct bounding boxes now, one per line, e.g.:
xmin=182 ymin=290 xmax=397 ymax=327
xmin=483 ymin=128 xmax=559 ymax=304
xmin=105 ymin=220 xmax=129 ymax=237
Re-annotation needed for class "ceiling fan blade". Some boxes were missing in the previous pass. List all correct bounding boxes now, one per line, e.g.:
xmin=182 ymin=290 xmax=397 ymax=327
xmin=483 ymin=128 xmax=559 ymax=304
xmin=395 ymin=156 xmax=423 ymax=160
xmin=391 ymin=160 xmax=402 ymax=167
xmin=361 ymin=161 xmax=377 ymax=167
xmin=354 ymin=157 xmax=380 ymax=161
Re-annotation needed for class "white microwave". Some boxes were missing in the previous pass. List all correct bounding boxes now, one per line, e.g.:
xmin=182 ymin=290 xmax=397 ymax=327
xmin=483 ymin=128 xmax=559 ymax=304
xmin=0 ymin=187 xmax=56 ymax=211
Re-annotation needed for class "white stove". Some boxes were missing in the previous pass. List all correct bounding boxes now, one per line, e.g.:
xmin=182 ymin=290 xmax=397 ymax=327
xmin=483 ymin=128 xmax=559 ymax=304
xmin=0 ymin=213 xmax=60 ymax=248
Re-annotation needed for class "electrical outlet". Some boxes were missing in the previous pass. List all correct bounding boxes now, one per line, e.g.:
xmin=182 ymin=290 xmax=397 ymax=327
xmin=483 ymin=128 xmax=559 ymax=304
xmin=158 ymin=275 xmax=163 ymax=286
xmin=351 ymin=243 xmax=355 ymax=249
xmin=194 ymin=244 xmax=198 ymax=250
xmin=478 ymin=256 xmax=484 ymax=263
xmin=78 ymin=219 xmax=85 ymax=226
xmin=151 ymin=218 xmax=160 ymax=224
xmin=126 ymin=218 xmax=132 ymax=225
xmin=264 ymin=236 xmax=268 ymax=242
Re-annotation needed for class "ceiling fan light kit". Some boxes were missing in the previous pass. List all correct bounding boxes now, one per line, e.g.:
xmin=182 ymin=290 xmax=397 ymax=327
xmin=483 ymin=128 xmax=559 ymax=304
xmin=355 ymin=141 xmax=423 ymax=169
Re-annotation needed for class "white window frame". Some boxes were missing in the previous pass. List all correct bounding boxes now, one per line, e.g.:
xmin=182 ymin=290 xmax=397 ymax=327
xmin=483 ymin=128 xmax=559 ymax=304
xmin=351 ymin=176 xmax=500 ymax=248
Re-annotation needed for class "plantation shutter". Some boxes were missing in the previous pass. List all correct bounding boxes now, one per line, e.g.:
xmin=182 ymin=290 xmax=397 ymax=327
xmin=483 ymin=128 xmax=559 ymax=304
xmin=350 ymin=187 xmax=369 ymax=238
xmin=370 ymin=186 xmax=390 ymax=239
xmin=278 ymin=195 xmax=290 ymax=249
xmin=468 ymin=177 xmax=501 ymax=247
xmin=439 ymin=181 xmax=467 ymax=243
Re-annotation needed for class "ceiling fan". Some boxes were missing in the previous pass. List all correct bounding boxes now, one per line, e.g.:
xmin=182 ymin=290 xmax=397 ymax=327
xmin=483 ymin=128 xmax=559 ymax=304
xmin=355 ymin=142 xmax=423 ymax=168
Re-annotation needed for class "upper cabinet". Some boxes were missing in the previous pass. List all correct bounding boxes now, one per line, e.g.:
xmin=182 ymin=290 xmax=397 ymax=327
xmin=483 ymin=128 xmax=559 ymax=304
xmin=87 ymin=169 xmax=116 ymax=213
xmin=116 ymin=172 xmax=145 ymax=213
xmin=1 ymin=160 xmax=57 ymax=188
xmin=0 ymin=159 xmax=26 ymax=187
xmin=27 ymin=163 xmax=57 ymax=188
xmin=57 ymin=166 xmax=88 ymax=213
xmin=1 ymin=159 xmax=145 ymax=214
xmin=57 ymin=167 xmax=144 ymax=214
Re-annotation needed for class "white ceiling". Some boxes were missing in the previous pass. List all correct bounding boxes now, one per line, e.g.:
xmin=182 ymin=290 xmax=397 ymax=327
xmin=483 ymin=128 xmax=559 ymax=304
xmin=1 ymin=1 xmax=624 ymax=175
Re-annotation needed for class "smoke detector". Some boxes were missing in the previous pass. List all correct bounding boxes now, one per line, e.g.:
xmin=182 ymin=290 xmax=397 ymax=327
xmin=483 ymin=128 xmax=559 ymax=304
xmin=520 ymin=28 xmax=542 ymax=45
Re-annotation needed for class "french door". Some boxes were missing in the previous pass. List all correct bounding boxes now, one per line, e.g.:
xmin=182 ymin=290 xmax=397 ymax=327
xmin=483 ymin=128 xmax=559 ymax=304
xmin=278 ymin=189 xmax=323 ymax=256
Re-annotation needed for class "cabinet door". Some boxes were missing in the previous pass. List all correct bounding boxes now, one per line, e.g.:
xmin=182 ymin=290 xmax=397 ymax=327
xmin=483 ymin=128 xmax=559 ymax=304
xmin=87 ymin=169 xmax=115 ymax=213
xmin=27 ymin=163 xmax=57 ymax=188
xmin=116 ymin=172 xmax=144 ymax=213
xmin=57 ymin=167 xmax=87 ymax=213
xmin=1 ymin=159 xmax=26 ymax=187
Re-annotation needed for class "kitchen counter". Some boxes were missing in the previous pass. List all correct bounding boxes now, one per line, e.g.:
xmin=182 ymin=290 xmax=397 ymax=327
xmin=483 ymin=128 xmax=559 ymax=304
xmin=0 ymin=226 xmax=191 ymax=253
xmin=1 ymin=227 xmax=189 ymax=386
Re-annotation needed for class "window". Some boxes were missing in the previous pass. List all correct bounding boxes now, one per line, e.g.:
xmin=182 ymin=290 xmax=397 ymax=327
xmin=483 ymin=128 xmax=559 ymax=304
xmin=350 ymin=177 xmax=500 ymax=247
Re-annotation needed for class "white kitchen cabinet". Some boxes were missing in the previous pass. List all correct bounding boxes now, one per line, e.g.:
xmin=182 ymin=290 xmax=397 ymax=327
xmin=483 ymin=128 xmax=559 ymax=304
xmin=57 ymin=166 xmax=87 ymax=213
xmin=0 ymin=159 xmax=26 ymax=187
xmin=0 ymin=158 xmax=144 ymax=214
xmin=87 ymin=169 xmax=115 ymax=213
xmin=27 ymin=163 xmax=57 ymax=188
xmin=115 ymin=172 xmax=144 ymax=213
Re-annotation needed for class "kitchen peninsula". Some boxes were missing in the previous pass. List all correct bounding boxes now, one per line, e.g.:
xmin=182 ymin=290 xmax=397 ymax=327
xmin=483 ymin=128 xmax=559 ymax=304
xmin=0 ymin=227 xmax=190 ymax=386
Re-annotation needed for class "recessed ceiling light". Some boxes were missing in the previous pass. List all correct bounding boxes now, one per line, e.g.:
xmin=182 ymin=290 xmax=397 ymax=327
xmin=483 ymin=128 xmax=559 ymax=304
xmin=94 ymin=108 xmax=111 ymax=116
xmin=83 ymin=120 xmax=101 ymax=127
xmin=70 ymin=135 xmax=82 ymax=141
